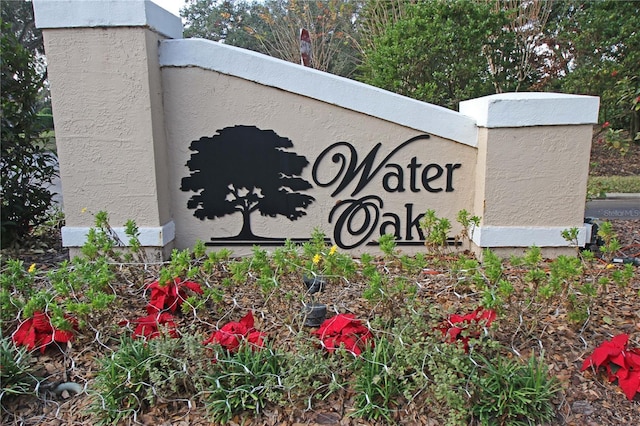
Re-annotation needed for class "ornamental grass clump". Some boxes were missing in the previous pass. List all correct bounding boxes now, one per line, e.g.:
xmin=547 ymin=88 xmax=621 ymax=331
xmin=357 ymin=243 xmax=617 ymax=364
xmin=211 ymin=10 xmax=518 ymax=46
xmin=0 ymin=334 xmax=40 ymax=403
xmin=471 ymin=351 xmax=561 ymax=425
xmin=201 ymin=343 xmax=283 ymax=423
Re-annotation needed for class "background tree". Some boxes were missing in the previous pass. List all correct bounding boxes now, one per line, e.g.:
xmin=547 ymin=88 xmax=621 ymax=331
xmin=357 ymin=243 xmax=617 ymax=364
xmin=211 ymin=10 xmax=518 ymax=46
xmin=253 ymin=0 xmax=362 ymax=76
xmin=355 ymin=0 xmax=413 ymax=60
xmin=182 ymin=0 xmax=269 ymax=53
xmin=483 ymin=0 xmax=552 ymax=93
xmin=554 ymin=0 xmax=639 ymax=138
xmin=1 ymin=14 xmax=57 ymax=246
xmin=181 ymin=126 xmax=315 ymax=240
xmin=182 ymin=0 xmax=362 ymax=77
xmin=357 ymin=0 xmax=508 ymax=109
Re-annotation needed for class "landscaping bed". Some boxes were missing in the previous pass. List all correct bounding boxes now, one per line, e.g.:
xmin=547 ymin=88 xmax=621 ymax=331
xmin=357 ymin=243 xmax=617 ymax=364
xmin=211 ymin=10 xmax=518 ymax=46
xmin=1 ymin=136 xmax=638 ymax=426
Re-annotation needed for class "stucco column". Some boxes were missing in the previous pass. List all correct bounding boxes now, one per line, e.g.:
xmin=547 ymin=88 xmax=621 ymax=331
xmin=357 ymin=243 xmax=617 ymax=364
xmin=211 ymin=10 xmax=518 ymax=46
xmin=460 ymin=93 xmax=600 ymax=257
xmin=34 ymin=0 xmax=183 ymax=259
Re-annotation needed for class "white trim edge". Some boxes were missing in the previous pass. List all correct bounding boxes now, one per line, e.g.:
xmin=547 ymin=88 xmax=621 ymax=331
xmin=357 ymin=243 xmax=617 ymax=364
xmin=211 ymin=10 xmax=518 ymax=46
xmin=459 ymin=92 xmax=600 ymax=128
xmin=33 ymin=0 xmax=183 ymax=39
xmin=471 ymin=225 xmax=588 ymax=248
xmin=159 ymin=39 xmax=479 ymax=147
xmin=61 ymin=221 xmax=176 ymax=247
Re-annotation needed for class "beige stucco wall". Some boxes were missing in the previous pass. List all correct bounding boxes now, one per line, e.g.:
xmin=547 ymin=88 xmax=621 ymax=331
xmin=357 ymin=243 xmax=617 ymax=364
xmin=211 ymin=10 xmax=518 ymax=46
xmin=43 ymin=27 xmax=171 ymax=229
xmin=475 ymin=125 xmax=592 ymax=227
xmin=162 ymin=68 xmax=477 ymax=254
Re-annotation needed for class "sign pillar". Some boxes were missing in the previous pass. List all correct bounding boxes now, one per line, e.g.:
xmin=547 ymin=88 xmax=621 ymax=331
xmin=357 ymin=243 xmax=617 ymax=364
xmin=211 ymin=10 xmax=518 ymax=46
xmin=34 ymin=0 xmax=183 ymax=259
xmin=460 ymin=93 xmax=600 ymax=257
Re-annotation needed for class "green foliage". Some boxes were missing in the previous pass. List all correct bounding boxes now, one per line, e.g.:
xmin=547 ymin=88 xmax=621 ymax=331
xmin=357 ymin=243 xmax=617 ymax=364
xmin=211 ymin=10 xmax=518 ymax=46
xmin=91 ymin=335 xmax=206 ymax=425
xmin=378 ymin=233 xmax=397 ymax=258
xmin=472 ymin=352 xmax=560 ymax=426
xmin=597 ymin=221 xmax=621 ymax=261
xmin=80 ymin=211 xmax=145 ymax=264
xmin=358 ymin=0 xmax=508 ymax=109
xmin=182 ymin=0 xmax=268 ymax=52
xmin=455 ymin=209 xmax=480 ymax=246
xmin=588 ymin=175 xmax=640 ymax=197
xmin=0 ymin=259 xmax=36 ymax=323
xmin=420 ymin=209 xmax=452 ymax=252
xmin=201 ymin=344 xmax=283 ymax=423
xmin=0 ymin=20 xmax=56 ymax=246
xmin=352 ymin=338 xmax=401 ymax=422
xmin=0 ymin=334 xmax=39 ymax=403
xmin=278 ymin=335 xmax=354 ymax=406
xmin=470 ymin=249 xmax=513 ymax=311
xmin=5 ymin=216 xmax=633 ymax=424
xmin=557 ymin=1 xmax=640 ymax=136
xmin=182 ymin=0 xmax=361 ymax=77
xmin=90 ymin=337 xmax=155 ymax=424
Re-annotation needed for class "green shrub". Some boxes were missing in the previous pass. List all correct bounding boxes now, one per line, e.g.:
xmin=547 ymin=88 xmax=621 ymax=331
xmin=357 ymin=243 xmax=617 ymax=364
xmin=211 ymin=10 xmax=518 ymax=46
xmin=0 ymin=21 xmax=56 ymax=246
xmin=90 ymin=334 xmax=206 ymax=425
xmin=201 ymin=344 xmax=283 ymax=423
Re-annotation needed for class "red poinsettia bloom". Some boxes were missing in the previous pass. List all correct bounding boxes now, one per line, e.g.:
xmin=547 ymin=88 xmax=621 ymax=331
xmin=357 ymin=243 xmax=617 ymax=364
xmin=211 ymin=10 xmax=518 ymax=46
xmin=146 ymin=277 xmax=203 ymax=314
xmin=12 ymin=310 xmax=77 ymax=354
xmin=202 ymin=311 xmax=265 ymax=352
xmin=123 ymin=312 xmax=179 ymax=340
xmin=581 ymin=334 xmax=640 ymax=400
xmin=439 ymin=308 xmax=496 ymax=352
xmin=313 ymin=313 xmax=373 ymax=356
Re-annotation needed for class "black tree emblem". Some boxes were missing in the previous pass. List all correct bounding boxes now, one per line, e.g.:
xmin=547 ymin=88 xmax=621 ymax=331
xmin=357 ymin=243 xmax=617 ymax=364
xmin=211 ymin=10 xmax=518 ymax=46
xmin=181 ymin=125 xmax=315 ymax=241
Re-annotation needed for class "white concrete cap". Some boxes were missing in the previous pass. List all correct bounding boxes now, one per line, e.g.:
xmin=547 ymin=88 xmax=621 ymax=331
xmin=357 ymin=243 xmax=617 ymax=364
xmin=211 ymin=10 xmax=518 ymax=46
xmin=471 ymin=225 xmax=588 ymax=247
xmin=61 ymin=221 xmax=176 ymax=247
xmin=33 ymin=0 xmax=183 ymax=39
xmin=159 ymin=38 xmax=479 ymax=147
xmin=459 ymin=92 xmax=600 ymax=128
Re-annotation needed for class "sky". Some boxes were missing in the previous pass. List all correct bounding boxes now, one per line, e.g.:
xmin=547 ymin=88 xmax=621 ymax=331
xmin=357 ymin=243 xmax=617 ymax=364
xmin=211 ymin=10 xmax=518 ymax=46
xmin=151 ymin=0 xmax=186 ymax=17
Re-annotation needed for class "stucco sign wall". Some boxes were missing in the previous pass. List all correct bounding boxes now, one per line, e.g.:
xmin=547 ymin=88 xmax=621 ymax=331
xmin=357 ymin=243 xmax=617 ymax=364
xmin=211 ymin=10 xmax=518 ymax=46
xmin=177 ymin=126 xmax=469 ymax=251
xmin=34 ymin=0 xmax=600 ymax=259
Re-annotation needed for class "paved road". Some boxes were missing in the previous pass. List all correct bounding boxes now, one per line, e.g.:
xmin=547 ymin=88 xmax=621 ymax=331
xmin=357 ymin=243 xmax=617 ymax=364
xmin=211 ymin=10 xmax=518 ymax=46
xmin=585 ymin=196 xmax=640 ymax=220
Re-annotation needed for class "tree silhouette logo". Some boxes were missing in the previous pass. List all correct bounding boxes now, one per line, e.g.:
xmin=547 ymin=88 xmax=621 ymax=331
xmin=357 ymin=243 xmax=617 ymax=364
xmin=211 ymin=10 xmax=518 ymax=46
xmin=181 ymin=125 xmax=315 ymax=243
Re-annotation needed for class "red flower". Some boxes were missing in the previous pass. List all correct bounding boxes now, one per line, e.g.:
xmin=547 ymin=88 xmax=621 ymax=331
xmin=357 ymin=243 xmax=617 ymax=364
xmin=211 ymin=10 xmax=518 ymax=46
xmin=611 ymin=70 xmax=618 ymax=77
xmin=202 ymin=311 xmax=265 ymax=352
xmin=602 ymin=121 xmax=610 ymax=129
xmin=581 ymin=334 xmax=640 ymax=400
xmin=12 ymin=311 xmax=77 ymax=354
xmin=439 ymin=308 xmax=496 ymax=352
xmin=147 ymin=277 xmax=203 ymax=314
xmin=313 ymin=314 xmax=373 ymax=356
xmin=123 ymin=312 xmax=179 ymax=340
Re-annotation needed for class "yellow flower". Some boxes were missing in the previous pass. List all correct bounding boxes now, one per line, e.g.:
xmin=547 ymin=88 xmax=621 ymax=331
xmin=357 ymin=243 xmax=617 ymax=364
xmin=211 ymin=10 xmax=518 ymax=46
xmin=329 ymin=245 xmax=338 ymax=256
xmin=312 ymin=253 xmax=322 ymax=265
xmin=606 ymin=263 xmax=616 ymax=269
xmin=81 ymin=207 xmax=88 ymax=214
xmin=28 ymin=263 xmax=36 ymax=273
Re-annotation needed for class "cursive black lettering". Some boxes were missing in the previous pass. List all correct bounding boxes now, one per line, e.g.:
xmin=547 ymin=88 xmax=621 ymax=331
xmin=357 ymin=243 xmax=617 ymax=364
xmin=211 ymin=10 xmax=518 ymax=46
xmin=329 ymin=195 xmax=383 ymax=249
